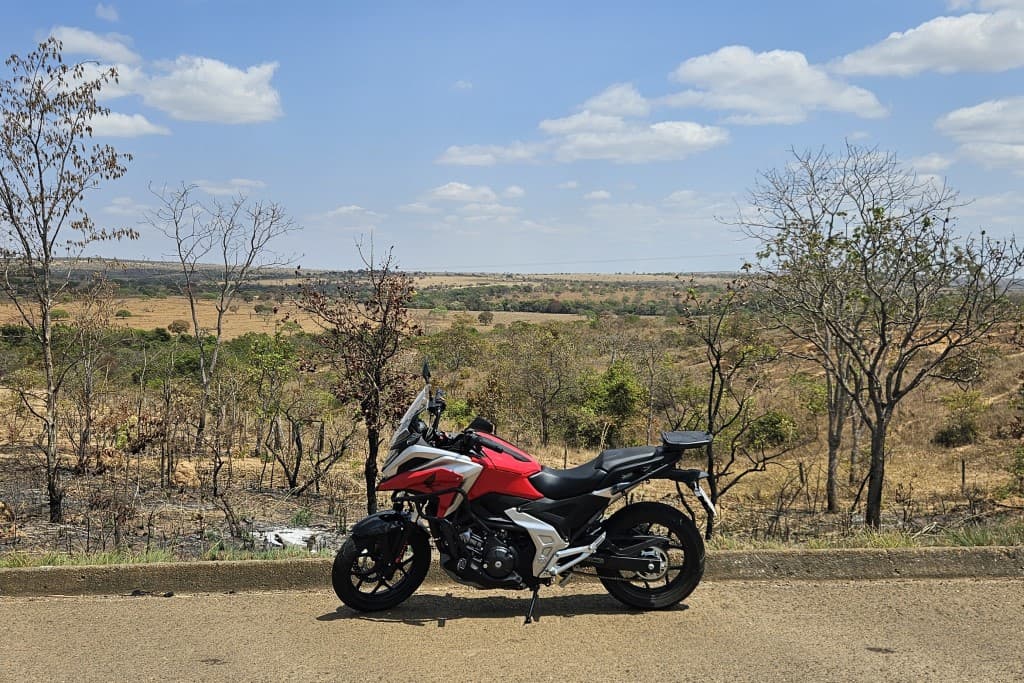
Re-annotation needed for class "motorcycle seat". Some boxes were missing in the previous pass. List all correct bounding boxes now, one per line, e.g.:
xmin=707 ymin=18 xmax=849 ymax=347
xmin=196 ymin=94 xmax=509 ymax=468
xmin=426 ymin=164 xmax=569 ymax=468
xmin=528 ymin=446 xmax=663 ymax=500
xmin=597 ymin=445 xmax=660 ymax=472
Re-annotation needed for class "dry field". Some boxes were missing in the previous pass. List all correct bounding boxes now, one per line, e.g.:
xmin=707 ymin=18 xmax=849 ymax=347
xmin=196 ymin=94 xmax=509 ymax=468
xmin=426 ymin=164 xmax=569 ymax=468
xmin=0 ymin=296 xmax=585 ymax=340
xmin=413 ymin=272 xmax=706 ymax=286
xmin=1 ymin=269 xmax=1021 ymax=558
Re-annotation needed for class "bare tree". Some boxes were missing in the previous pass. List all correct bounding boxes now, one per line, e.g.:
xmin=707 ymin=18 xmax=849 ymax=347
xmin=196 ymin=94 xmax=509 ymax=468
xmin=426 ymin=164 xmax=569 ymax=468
xmin=245 ymin=328 xmax=359 ymax=494
xmin=145 ymin=183 xmax=293 ymax=450
xmin=0 ymin=39 xmax=132 ymax=521
xmin=746 ymin=144 xmax=1023 ymax=527
xmin=296 ymin=243 xmax=418 ymax=514
xmin=64 ymin=274 xmax=118 ymax=474
xmin=493 ymin=322 xmax=583 ymax=446
xmin=744 ymin=147 xmax=870 ymax=514
xmin=682 ymin=280 xmax=804 ymax=538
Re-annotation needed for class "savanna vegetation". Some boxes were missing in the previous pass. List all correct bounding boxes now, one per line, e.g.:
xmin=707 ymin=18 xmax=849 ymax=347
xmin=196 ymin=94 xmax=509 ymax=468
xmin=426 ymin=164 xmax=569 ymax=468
xmin=2 ymin=39 xmax=1023 ymax=565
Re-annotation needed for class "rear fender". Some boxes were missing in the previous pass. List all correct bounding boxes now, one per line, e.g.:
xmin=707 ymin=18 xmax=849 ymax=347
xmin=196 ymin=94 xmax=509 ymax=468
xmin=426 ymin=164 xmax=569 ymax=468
xmin=651 ymin=468 xmax=709 ymax=486
xmin=650 ymin=468 xmax=716 ymax=519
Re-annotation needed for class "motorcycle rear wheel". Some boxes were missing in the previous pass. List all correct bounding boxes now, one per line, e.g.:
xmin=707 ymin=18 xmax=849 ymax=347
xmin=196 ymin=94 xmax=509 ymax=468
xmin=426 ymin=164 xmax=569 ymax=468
xmin=597 ymin=501 xmax=705 ymax=610
xmin=332 ymin=530 xmax=430 ymax=612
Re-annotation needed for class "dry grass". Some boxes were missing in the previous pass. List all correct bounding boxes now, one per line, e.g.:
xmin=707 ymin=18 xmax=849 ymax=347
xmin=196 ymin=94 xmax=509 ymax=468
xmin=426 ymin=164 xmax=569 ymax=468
xmin=1 ymin=296 xmax=587 ymax=340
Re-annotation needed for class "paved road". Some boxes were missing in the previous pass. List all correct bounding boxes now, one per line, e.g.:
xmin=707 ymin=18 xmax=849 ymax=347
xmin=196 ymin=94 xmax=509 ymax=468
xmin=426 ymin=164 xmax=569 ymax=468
xmin=3 ymin=578 xmax=1022 ymax=682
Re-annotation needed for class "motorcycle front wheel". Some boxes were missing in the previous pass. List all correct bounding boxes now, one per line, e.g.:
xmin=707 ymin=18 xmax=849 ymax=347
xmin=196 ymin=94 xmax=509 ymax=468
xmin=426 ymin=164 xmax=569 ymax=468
xmin=597 ymin=501 xmax=705 ymax=610
xmin=332 ymin=529 xmax=431 ymax=612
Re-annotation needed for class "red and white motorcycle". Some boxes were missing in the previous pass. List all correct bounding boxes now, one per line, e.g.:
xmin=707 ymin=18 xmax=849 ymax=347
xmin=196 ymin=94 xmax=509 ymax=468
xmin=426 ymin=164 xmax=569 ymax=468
xmin=332 ymin=364 xmax=715 ymax=622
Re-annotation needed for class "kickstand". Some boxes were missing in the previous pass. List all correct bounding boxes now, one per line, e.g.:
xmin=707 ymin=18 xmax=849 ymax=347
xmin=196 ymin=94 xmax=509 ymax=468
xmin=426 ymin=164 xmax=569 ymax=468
xmin=524 ymin=586 xmax=541 ymax=625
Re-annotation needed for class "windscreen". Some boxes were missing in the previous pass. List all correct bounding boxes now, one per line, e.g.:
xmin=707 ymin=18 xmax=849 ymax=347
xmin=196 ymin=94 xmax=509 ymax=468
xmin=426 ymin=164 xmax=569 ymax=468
xmin=387 ymin=385 xmax=429 ymax=452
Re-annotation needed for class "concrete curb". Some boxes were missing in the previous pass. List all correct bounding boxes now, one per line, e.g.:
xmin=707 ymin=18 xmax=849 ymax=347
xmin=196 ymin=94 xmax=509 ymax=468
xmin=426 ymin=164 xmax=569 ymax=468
xmin=1 ymin=547 xmax=1022 ymax=598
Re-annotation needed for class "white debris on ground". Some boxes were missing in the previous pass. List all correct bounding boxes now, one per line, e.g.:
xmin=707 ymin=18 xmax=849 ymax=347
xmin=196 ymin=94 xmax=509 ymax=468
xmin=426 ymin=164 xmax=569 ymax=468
xmin=251 ymin=526 xmax=345 ymax=553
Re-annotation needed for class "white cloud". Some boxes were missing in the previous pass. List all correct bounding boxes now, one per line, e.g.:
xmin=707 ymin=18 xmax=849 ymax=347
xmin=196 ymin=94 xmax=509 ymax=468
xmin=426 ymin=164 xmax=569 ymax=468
xmin=51 ymin=26 xmax=283 ymax=126
xmin=103 ymin=196 xmax=150 ymax=217
xmin=436 ymin=142 xmax=542 ymax=166
xmin=585 ymin=202 xmax=662 ymax=228
xmin=584 ymin=190 xmax=611 ymax=200
xmin=428 ymin=214 xmax=563 ymax=238
xmin=194 ymin=178 xmax=267 ymax=196
xmin=50 ymin=26 xmax=139 ymax=64
xmin=960 ymin=190 xmax=1024 ymax=223
xmin=143 ymin=57 xmax=282 ymax=123
xmin=427 ymin=182 xmax=498 ymax=202
xmin=314 ymin=204 xmax=384 ymax=231
xmin=663 ymin=189 xmax=701 ymax=205
xmin=556 ymin=180 xmax=579 ymax=189
xmin=835 ymin=9 xmax=1024 ymax=76
xmin=960 ymin=143 xmax=1024 ymax=168
xmin=945 ymin=0 xmax=1024 ymax=8
xmin=581 ymin=82 xmax=650 ymax=117
xmin=456 ymin=202 xmax=521 ymax=219
xmin=77 ymin=61 xmax=145 ymax=100
xmin=956 ymin=190 xmax=1024 ymax=241
xmin=452 ymin=80 xmax=473 ymax=90
xmin=90 ymin=112 xmax=169 ymax=137
xmin=326 ymin=204 xmax=381 ymax=219
xmin=95 ymin=3 xmax=119 ymax=21
xmin=936 ymin=96 xmax=1024 ymax=169
xmin=666 ymin=45 xmax=887 ymax=124
xmin=441 ymin=78 xmax=726 ymax=166
xmin=907 ymin=153 xmax=954 ymax=173
xmin=539 ymin=111 xmax=626 ymax=135
xmin=554 ymin=120 xmax=729 ymax=163
xmin=398 ymin=202 xmax=440 ymax=214
xmin=662 ymin=190 xmax=735 ymax=220
xmin=502 ymin=185 xmax=525 ymax=199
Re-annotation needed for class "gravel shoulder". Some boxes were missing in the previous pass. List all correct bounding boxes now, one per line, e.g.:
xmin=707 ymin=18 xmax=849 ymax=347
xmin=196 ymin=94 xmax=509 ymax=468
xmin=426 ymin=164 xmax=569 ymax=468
xmin=3 ymin=578 xmax=1023 ymax=682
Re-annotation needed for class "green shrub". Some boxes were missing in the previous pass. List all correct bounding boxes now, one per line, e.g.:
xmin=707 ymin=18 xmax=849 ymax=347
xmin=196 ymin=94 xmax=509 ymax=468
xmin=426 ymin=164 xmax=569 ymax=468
xmin=933 ymin=422 xmax=978 ymax=448
xmin=442 ymin=397 xmax=473 ymax=429
xmin=168 ymin=319 xmax=190 ymax=334
xmin=290 ymin=507 xmax=312 ymax=526
xmin=933 ymin=391 xmax=983 ymax=447
xmin=51 ymin=308 xmax=70 ymax=320
xmin=1010 ymin=447 xmax=1024 ymax=495
xmin=746 ymin=411 xmax=798 ymax=449
xmin=115 ymin=309 xmax=132 ymax=318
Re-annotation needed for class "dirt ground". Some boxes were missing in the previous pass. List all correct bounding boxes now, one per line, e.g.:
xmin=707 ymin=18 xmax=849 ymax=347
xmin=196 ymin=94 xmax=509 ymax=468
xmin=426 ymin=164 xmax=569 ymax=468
xmin=3 ymin=578 xmax=1022 ymax=682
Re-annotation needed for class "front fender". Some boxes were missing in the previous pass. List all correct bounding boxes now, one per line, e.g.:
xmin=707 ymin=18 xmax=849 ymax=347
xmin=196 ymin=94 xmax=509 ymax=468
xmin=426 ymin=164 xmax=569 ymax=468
xmin=349 ymin=510 xmax=427 ymax=545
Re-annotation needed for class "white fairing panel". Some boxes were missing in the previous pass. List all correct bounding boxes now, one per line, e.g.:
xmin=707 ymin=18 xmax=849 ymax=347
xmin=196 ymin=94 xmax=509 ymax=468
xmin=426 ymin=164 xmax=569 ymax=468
xmin=504 ymin=509 xmax=569 ymax=577
xmin=381 ymin=444 xmax=482 ymax=516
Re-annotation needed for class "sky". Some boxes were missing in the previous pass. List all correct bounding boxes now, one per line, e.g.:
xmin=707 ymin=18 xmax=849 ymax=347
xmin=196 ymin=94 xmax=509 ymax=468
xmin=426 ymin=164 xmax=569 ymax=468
xmin=2 ymin=1 xmax=1023 ymax=273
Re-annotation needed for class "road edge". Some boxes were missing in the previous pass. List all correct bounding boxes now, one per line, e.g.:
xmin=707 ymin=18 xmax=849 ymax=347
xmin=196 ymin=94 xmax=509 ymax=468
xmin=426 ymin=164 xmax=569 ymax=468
xmin=2 ymin=546 xmax=1022 ymax=597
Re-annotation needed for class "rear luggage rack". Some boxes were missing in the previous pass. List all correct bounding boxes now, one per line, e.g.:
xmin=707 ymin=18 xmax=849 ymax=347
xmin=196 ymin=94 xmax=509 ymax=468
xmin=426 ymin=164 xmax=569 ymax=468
xmin=660 ymin=431 xmax=712 ymax=451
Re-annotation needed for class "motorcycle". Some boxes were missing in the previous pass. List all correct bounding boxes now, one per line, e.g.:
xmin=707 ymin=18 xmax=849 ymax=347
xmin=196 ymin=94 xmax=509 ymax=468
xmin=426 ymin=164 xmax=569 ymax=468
xmin=332 ymin=363 xmax=716 ymax=623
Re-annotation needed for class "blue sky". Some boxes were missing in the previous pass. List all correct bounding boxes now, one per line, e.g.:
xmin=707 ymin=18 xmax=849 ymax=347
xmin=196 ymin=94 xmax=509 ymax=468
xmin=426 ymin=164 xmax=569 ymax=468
xmin=3 ymin=1 xmax=1023 ymax=272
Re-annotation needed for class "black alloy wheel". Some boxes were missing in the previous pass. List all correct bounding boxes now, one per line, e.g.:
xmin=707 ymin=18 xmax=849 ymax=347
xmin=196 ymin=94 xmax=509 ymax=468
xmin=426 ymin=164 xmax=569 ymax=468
xmin=332 ymin=530 xmax=431 ymax=611
xmin=597 ymin=501 xmax=705 ymax=610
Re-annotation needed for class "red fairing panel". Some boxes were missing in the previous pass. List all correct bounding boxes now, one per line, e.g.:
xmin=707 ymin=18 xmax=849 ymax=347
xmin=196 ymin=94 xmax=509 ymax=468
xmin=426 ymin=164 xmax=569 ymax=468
xmin=468 ymin=435 xmax=544 ymax=501
xmin=377 ymin=467 xmax=464 ymax=494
